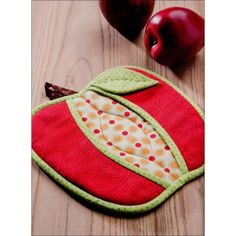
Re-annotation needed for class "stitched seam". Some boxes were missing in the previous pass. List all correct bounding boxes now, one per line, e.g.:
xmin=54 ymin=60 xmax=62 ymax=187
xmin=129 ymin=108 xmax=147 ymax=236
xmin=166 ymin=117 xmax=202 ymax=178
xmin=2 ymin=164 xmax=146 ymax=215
xmin=95 ymin=78 xmax=150 ymax=83
xmin=91 ymin=67 xmax=158 ymax=94
xmin=32 ymin=82 xmax=92 ymax=115
xmin=66 ymin=99 xmax=170 ymax=189
xmin=125 ymin=66 xmax=204 ymax=119
xmin=32 ymin=150 xmax=204 ymax=214
xmin=88 ymin=86 xmax=189 ymax=175
xmin=31 ymin=66 xmax=204 ymax=213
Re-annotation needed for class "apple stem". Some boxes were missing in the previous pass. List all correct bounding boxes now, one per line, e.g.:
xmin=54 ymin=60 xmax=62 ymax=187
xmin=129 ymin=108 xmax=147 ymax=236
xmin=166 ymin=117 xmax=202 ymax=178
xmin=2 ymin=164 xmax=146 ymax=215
xmin=45 ymin=82 xmax=77 ymax=100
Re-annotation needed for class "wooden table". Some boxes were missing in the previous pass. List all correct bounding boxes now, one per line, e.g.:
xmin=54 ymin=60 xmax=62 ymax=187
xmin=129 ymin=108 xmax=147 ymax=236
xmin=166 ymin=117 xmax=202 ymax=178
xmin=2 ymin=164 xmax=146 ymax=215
xmin=32 ymin=1 xmax=204 ymax=235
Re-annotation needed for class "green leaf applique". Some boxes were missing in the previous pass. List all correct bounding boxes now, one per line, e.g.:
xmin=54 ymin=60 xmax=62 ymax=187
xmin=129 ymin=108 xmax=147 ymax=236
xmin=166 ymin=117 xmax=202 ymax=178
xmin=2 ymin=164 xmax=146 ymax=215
xmin=91 ymin=67 xmax=158 ymax=94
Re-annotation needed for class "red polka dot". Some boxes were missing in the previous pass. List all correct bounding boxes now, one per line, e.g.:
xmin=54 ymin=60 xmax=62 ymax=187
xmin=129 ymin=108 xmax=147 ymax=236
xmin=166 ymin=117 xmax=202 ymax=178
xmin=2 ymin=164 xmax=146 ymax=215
xmin=85 ymin=99 xmax=90 ymax=104
xmin=164 ymin=145 xmax=170 ymax=150
xmin=107 ymin=142 xmax=113 ymax=146
xmin=124 ymin=112 xmax=130 ymax=117
xmin=135 ymin=143 xmax=142 ymax=148
xmin=119 ymin=152 xmax=126 ymax=156
xmin=94 ymin=129 xmax=100 ymax=134
xmin=134 ymin=163 xmax=140 ymax=168
xmin=82 ymin=117 xmax=87 ymax=122
xmin=138 ymin=124 xmax=143 ymax=128
xmin=109 ymin=120 xmax=115 ymax=125
xmin=112 ymin=101 xmax=117 ymax=104
xmin=122 ymin=131 xmax=128 ymax=136
xmin=164 ymin=168 xmax=170 ymax=173
xmin=150 ymin=134 xmax=156 ymax=139
xmin=97 ymin=110 xmax=103 ymax=115
xmin=149 ymin=156 xmax=155 ymax=161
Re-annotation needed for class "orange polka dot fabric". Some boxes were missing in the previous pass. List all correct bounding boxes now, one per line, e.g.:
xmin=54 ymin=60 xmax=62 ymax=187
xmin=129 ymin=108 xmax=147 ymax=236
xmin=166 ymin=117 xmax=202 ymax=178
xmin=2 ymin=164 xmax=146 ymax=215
xmin=71 ymin=91 xmax=181 ymax=183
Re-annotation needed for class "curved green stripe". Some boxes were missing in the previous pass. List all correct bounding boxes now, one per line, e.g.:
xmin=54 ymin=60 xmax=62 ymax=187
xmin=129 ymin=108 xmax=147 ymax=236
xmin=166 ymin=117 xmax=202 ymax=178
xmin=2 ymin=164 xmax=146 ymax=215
xmin=32 ymin=150 xmax=204 ymax=214
xmin=66 ymin=99 xmax=170 ymax=189
xmin=125 ymin=66 xmax=204 ymax=119
xmin=88 ymin=87 xmax=189 ymax=175
xmin=32 ymin=82 xmax=92 ymax=116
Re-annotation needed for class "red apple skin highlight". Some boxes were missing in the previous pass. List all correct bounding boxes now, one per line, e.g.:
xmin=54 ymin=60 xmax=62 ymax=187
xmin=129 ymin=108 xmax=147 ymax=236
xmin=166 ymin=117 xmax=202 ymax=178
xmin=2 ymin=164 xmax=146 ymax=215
xmin=99 ymin=0 xmax=155 ymax=40
xmin=144 ymin=7 xmax=204 ymax=67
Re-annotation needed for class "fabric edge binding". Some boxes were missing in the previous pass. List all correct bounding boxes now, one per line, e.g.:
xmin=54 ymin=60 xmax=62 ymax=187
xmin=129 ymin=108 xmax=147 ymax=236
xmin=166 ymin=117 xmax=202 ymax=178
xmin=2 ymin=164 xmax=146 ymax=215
xmin=32 ymin=66 xmax=204 ymax=214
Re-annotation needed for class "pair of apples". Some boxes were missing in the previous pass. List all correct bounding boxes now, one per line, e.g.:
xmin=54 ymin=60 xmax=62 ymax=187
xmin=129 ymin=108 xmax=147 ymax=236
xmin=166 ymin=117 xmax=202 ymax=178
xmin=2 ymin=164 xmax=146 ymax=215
xmin=100 ymin=0 xmax=204 ymax=67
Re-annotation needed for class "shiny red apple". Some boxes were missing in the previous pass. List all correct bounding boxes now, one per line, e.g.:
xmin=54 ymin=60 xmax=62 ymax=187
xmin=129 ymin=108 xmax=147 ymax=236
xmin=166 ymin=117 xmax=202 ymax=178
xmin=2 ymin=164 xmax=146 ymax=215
xmin=144 ymin=7 xmax=204 ymax=66
xmin=99 ymin=0 xmax=155 ymax=40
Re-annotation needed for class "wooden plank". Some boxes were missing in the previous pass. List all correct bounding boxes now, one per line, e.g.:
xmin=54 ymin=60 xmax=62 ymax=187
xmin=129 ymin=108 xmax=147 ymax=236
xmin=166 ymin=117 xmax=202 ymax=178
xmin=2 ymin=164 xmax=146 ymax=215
xmin=32 ymin=1 xmax=204 ymax=235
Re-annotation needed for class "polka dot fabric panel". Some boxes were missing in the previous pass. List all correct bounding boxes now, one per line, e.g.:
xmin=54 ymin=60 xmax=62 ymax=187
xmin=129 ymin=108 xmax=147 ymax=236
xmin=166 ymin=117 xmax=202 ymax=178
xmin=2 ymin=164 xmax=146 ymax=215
xmin=71 ymin=91 xmax=181 ymax=183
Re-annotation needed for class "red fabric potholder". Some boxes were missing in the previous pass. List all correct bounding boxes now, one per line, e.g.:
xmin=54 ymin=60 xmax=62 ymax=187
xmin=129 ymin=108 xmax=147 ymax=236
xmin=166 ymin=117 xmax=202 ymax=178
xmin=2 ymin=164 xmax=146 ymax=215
xmin=32 ymin=66 xmax=204 ymax=214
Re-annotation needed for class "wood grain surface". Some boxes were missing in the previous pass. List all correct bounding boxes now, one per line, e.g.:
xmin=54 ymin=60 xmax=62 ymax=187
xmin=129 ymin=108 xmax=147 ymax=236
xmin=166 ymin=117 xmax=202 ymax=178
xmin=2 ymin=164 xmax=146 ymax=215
xmin=32 ymin=1 xmax=204 ymax=235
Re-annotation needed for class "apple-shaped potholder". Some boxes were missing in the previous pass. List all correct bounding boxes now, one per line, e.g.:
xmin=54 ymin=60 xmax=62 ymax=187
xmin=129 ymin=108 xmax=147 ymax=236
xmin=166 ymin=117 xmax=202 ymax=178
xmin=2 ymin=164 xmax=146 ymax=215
xmin=32 ymin=66 xmax=204 ymax=214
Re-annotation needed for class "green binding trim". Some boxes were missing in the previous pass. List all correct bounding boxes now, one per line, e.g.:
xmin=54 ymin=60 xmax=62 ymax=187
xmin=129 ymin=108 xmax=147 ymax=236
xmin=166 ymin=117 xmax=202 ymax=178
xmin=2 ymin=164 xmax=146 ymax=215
xmin=32 ymin=83 xmax=91 ymax=115
xmin=88 ymin=86 xmax=189 ymax=175
xmin=32 ymin=66 xmax=204 ymax=214
xmin=92 ymin=67 xmax=158 ymax=94
xmin=125 ymin=66 xmax=204 ymax=119
xmin=67 ymin=99 xmax=170 ymax=188
xmin=32 ymin=150 xmax=204 ymax=214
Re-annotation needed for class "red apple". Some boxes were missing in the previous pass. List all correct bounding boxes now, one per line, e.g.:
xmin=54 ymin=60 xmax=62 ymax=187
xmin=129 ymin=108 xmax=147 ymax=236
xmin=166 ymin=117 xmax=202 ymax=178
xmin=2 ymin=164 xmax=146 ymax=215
xmin=144 ymin=7 xmax=204 ymax=66
xmin=99 ymin=0 xmax=155 ymax=40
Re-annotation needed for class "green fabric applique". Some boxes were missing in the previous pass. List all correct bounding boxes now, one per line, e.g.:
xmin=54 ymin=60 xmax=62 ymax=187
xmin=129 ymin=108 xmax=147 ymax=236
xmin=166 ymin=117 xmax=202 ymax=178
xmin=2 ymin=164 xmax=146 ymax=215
xmin=127 ymin=66 xmax=205 ymax=119
xmin=70 ymin=90 xmax=182 ymax=184
xmin=92 ymin=67 xmax=158 ymax=94
xmin=67 ymin=99 xmax=170 ymax=189
xmin=88 ymin=86 xmax=189 ymax=175
xmin=32 ymin=66 xmax=204 ymax=214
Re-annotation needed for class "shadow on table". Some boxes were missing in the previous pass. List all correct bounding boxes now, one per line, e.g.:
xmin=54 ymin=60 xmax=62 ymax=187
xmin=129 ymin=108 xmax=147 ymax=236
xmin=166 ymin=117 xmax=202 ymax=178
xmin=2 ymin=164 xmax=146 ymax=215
xmin=39 ymin=170 xmax=159 ymax=218
xmin=170 ymin=54 xmax=203 ymax=79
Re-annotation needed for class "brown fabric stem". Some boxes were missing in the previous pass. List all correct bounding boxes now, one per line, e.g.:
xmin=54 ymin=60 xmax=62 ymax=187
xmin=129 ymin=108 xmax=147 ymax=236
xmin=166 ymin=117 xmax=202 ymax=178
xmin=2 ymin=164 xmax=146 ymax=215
xmin=45 ymin=82 xmax=77 ymax=100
